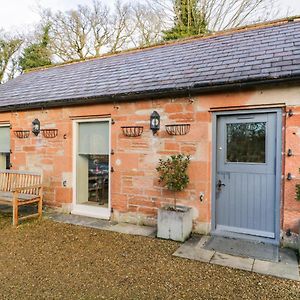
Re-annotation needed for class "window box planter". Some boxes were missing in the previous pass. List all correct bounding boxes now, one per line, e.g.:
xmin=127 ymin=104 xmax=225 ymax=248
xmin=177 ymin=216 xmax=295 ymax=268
xmin=157 ymin=205 xmax=193 ymax=242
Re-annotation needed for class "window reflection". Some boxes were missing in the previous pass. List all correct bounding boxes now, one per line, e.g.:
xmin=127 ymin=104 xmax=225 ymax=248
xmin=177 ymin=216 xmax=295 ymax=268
xmin=88 ymin=155 xmax=109 ymax=205
xmin=226 ymin=122 xmax=266 ymax=163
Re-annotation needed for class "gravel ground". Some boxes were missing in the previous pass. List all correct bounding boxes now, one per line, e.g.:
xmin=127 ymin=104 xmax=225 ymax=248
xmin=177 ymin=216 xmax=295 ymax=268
xmin=0 ymin=213 xmax=299 ymax=300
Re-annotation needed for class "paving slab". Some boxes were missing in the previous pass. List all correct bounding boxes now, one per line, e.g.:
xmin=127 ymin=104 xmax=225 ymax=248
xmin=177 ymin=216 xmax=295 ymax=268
xmin=253 ymin=248 xmax=300 ymax=281
xmin=210 ymin=251 xmax=254 ymax=271
xmin=106 ymin=223 xmax=156 ymax=237
xmin=47 ymin=212 xmax=156 ymax=237
xmin=173 ymin=235 xmax=300 ymax=281
xmin=204 ymin=236 xmax=279 ymax=262
xmin=47 ymin=213 xmax=113 ymax=230
xmin=279 ymin=247 xmax=299 ymax=265
xmin=197 ymin=235 xmax=210 ymax=248
xmin=173 ymin=239 xmax=215 ymax=263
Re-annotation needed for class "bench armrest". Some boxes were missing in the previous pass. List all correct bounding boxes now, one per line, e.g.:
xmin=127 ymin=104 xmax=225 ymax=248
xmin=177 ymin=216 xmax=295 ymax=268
xmin=12 ymin=184 xmax=43 ymax=192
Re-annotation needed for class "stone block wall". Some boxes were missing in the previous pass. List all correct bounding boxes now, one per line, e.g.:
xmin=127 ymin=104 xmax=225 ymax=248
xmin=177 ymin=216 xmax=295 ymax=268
xmin=0 ymin=84 xmax=300 ymax=234
xmin=283 ymin=105 xmax=300 ymax=233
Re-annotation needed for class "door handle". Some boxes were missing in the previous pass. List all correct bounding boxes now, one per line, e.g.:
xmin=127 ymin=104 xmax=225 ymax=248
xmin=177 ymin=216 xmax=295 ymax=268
xmin=217 ymin=179 xmax=226 ymax=191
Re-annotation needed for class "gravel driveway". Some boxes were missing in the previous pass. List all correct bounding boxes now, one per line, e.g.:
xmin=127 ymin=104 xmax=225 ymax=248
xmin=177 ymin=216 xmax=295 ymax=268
xmin=0 ymin=213 xmax=299 ymax=299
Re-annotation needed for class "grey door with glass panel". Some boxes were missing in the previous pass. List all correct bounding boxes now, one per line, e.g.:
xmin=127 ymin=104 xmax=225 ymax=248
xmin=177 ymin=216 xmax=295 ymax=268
xmin=216 ymin=113 xmax=277 ymax=239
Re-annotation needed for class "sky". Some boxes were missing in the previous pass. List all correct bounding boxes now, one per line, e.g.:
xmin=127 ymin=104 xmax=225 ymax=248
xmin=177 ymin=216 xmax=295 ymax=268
xmin=0 ymin=0 xmax=300 ymax=31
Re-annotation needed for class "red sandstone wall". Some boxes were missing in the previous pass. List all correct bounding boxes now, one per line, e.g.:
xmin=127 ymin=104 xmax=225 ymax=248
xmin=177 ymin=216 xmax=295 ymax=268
xmin=0 ymin=84 xmax=300 ymax=233
xmin=284 ymin=106 xmax=300 ymax=233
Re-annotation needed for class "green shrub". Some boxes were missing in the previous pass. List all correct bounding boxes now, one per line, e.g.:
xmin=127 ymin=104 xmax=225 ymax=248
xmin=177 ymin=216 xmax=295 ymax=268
xmin=156 ymin=154 xmax=190 ymax=209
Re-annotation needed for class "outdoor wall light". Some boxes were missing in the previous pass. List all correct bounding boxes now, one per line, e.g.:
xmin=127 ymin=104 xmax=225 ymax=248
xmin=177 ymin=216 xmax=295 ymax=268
xmin=32 ymin=119 xmax=41 ymax=136
xmin=287 ymin=149 xmax=293 ymax=156
xmin=150 ymin=111 xmax=160 ymax=135
xmin=287 ymin=173 xmax=293 ymax=180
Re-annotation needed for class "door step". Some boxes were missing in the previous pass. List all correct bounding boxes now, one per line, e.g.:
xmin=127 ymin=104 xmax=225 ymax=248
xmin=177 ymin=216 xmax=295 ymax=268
xmin=203 ymin=236 xmax=279 ymax=262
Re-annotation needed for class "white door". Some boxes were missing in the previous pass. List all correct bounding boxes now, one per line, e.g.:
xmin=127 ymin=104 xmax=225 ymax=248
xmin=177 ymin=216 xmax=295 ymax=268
xmin=72 ymin=118 xmax=111 ymax=219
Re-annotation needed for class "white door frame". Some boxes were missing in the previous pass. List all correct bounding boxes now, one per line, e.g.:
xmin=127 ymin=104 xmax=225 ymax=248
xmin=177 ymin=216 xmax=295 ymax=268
xmin=72 ymin=118 xmax=111 ymax=219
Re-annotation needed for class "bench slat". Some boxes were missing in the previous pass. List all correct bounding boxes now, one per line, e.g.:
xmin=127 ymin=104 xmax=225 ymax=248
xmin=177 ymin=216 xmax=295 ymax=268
xmin=0 ymin=191 xmax=39 ymax=201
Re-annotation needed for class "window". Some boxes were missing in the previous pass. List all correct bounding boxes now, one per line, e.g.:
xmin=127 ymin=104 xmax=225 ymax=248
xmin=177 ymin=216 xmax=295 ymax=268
xmin=0 ymin=126 xmax=10 ymax=169
xmin=226 ymin=122 xmax=266 ymax=163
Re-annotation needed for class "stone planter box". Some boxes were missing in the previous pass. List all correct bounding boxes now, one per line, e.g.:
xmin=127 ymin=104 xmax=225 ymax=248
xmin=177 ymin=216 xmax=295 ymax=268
xmin=157 ymin=205 xmax=193 ymax=242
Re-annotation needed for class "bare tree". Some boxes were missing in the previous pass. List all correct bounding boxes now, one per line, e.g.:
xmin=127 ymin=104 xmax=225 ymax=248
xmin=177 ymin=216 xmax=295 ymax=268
xmin=6 ymin=58 xmax=20 ymax=81
xmin=203 ymin=0 xmax=279 ymax=31
xmin=41 ymin=1 xmax=133 ymax=60
xmin=42 ymin=6 xmax=93 ymax=61
xmin=0 ymin=31 xmax=23 ymax=83
xmin=109 ymin=0 xmax=133 ymax=53
xmin=130 ymin=2 xmax=167 ymax=47
xmin=150 ymin=0 xmax=279 ymax=33
xmin=88 ymin=1 xmax=111 ymax=56
xmin=12 ymin=0 xmax=280 ymax=73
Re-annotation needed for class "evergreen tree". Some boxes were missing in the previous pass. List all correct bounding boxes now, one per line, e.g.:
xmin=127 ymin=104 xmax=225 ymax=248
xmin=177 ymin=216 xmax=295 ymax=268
xmin=19 ymin=25 xmax=52 ymax=71
xmin=163 ymin=0 xmax=207 ymax=40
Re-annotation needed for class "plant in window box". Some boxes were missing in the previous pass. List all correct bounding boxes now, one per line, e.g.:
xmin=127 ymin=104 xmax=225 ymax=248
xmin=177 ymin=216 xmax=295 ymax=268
xmin=156 ymin=154 xmax=192 ymax=242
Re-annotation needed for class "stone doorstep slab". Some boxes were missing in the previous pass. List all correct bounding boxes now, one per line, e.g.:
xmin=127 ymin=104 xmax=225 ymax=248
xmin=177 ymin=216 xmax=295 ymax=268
xmin=46 ymin=213 xmax=156 ymax=237
xmin=47 ymin=213 xmax=113 ymax=230
xmin=173 ymin=236 xmax=300 ymax=281
xmin=173 ymin=244 xmax=215 ymax=263
xmin=210 ymin=252 xmax=254 ymax=272
xmin=204 ymin=236 xmax=280 ymax=262
xmin=253 ymin=259 xmax=299 ymax=281
xmin=252 ymin=248 xmax=300 ymax=281
xmin=105 ymin=223 xmax=156 ymax=237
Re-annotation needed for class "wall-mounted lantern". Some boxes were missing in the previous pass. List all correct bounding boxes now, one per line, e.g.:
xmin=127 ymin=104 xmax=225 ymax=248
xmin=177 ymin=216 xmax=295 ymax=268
xmin=32 ymin=119 xmax=41 ymax=136
xmin=287 ymin=173 xmax=293 ymax=180
xmin=150 ymin=111 xmax=160 ymax=135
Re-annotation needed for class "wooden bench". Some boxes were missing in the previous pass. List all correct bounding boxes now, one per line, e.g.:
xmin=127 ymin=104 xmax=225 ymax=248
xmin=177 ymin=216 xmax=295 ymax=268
xmin=0 ymin=170 xmax=43 ymax=226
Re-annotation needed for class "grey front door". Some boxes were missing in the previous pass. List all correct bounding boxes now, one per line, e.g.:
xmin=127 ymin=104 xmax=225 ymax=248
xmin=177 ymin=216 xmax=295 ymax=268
xmin=215 ymin=112 xmax=278 ymax=239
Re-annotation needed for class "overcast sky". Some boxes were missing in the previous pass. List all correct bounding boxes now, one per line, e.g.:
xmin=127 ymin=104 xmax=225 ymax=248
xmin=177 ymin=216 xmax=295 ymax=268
xmin=0 ymin=0 xmax=299 ymax=31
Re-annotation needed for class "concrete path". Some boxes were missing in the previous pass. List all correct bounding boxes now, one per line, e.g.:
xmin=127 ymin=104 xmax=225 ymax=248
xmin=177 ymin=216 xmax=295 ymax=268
xmin=173 ymin=235 xmax=300 ymax=281
xmin=47 ymin=212 xmax=156 ymax=237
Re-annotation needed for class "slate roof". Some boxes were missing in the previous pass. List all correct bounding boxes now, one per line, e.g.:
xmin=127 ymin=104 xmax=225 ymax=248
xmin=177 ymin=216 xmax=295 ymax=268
xmin=0 ymin=18 xmax=300 ymax=111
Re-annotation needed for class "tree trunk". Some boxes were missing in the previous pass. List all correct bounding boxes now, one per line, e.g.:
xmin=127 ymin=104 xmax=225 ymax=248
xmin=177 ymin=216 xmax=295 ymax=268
xmin=174 ymin=191 xmax=177 ymax=210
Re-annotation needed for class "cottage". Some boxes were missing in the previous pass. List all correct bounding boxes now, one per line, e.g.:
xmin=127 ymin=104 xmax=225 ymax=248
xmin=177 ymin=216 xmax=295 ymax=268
xmin=0 ymin=17 xmax=299 ymax=246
